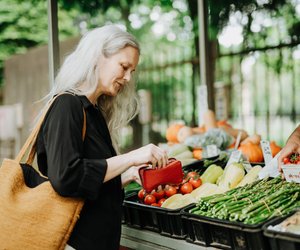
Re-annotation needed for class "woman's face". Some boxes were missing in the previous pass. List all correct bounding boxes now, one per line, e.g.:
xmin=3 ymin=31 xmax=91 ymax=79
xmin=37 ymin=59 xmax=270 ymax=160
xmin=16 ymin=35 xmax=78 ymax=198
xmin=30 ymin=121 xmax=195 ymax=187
xmin=97 ymin=46 xmax=139 ymax=97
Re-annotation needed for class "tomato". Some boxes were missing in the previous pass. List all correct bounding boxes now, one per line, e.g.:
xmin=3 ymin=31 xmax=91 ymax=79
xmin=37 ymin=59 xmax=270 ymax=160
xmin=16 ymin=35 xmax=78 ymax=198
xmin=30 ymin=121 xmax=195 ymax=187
xmin=158 ymin=198 xmax=166 ymax=206
xmin=144 ymin=194 xmax=156 ymax=205
xmin=151 ymin=203 xmax=160 ymax=207
xmin=180 ymin=182 xmax=193 ymax=194
xmin=283 ymin=157 xmax=290 ymax=164
xmin=189 ymin=177 xmax=202 ymax=189
xmin=152 ymin=189 xmax=165 ymax=200
xmin=186 ymin=171 xmax=198 ymax=179
xmin=164 ymin=186 xmax=177 ymax=197
xmin=138 ymin=188 xmax=146 ymax=200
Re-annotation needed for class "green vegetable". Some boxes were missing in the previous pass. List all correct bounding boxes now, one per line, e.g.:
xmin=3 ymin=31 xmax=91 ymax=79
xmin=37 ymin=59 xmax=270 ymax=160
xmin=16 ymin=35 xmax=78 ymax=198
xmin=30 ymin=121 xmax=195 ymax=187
xmin=201 ymin=164 xmax=224 ymax=184
xmin=237 ymin=165 xmax=262 ymax=187
xmin=218 ymin=163 xmax=245 ymax=190
xmin=189 ymin=177 xmax=300 ymax=224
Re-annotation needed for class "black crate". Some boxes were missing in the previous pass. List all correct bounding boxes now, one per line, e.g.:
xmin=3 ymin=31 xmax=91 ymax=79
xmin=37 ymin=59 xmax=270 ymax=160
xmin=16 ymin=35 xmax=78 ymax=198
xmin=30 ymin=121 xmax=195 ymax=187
xmin=263 ymin=212 xmax=300 ymax=250
xmin=181 ymin=205 xmax=271 ymax=250
xmin=122 ymin=193 xmax=189 ymax=239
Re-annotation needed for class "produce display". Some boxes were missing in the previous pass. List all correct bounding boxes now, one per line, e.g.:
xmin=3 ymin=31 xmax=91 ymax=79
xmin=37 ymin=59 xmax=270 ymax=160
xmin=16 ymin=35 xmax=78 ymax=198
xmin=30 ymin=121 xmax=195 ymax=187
xmin=136 ymin=170 xmax=202 ymax=208
xmin=267 ymin=211 xmax=300 ymax=235
xmin=164 ymin=109 xmax=282 ymax=163
xmin=189 ymin=177 xmax=300 ymax=224
xmin=282 ymin=153 xmax=300 ymax=164
xmin=122 ymin=111 xmax=300 ymax=250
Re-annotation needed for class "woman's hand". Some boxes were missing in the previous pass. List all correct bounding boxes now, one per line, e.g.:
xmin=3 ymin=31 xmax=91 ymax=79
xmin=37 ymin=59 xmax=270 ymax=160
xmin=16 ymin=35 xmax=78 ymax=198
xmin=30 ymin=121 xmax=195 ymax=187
xmin=278 ymin=126 xmax=300 ymax=173
xmin=121 ymin=165 xmax=143 ymax=187
xmin=126 ymin=143 xmax=168 ymax=169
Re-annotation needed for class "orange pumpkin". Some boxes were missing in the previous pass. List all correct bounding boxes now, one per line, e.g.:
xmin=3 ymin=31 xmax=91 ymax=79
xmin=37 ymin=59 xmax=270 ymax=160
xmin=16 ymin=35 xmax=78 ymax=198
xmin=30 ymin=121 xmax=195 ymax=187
xmin=166 ymin=124 xmax=184 ymax=143
xmin=238 ymin=142 xmax=264 ymax=163
xmin=270 ymin=141 xmax=281 ymax=157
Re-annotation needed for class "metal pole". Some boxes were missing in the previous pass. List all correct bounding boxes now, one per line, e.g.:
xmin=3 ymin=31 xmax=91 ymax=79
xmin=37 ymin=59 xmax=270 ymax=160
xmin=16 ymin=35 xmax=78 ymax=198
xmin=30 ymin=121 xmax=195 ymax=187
xmin=47 ymin=0 xmax=60 ymax=88
xmin=198 ymin=0 xmax=215 ymax=110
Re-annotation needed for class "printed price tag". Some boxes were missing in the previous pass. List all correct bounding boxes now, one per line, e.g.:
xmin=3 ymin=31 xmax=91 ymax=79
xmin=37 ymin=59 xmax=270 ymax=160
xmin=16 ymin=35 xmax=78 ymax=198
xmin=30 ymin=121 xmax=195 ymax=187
xmin=260 ymin=140 xmax=273 ymax=164
xmin=206 ymin=144 xmax=218 ymax=158
xmin=226 ymin=150 xmax=242 ymax=167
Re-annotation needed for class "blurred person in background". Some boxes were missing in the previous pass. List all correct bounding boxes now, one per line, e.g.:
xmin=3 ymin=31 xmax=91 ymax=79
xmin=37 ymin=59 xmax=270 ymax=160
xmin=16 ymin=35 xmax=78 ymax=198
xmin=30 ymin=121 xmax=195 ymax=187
xmin=35 ymin=24 xmax=168 ymax=250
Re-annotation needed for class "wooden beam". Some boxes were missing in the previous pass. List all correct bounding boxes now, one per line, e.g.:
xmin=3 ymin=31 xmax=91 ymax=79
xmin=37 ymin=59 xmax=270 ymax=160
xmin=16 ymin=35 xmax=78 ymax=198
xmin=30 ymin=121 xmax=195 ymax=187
xmin=47 ymin=0 xmax=60 ymax=88
xmin=198 ymin=0 xmax=215 ymax=110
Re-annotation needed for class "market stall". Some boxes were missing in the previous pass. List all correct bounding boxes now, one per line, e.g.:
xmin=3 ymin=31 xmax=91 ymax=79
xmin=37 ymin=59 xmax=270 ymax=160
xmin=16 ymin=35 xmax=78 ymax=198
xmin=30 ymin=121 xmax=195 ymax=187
xmin=122 ymin=114 xmax=300 ymax=250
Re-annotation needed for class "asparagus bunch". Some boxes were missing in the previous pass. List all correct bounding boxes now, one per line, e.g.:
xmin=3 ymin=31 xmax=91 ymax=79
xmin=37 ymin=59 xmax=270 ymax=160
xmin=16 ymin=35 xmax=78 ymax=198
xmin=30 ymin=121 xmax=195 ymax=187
xmin=189 ymin=177 xmax=300 ymax=224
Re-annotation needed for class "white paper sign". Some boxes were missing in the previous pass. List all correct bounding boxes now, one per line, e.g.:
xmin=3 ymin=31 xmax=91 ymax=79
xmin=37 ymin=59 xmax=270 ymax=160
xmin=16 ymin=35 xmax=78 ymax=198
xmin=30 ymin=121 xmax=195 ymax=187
xmin=206 ymin=144 xmax=218 ymax=158
xmin=260 ymin=140 xmax=273 ymax=164
xmin=282 ymin=164 xmax=300 ymax=183
xmin=226 ymin=150 xmax=242 ymax=167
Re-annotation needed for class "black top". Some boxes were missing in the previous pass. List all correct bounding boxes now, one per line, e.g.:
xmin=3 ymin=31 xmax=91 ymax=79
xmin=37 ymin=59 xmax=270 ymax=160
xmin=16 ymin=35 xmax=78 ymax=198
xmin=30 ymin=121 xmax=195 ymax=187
xmin=36 ymin=94 xmax=123 ymax=250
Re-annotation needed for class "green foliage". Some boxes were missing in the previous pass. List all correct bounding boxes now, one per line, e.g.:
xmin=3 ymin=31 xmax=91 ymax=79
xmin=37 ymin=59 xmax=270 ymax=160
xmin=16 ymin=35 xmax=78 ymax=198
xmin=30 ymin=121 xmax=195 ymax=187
xmin=0 ymin=0 xmax=80 ymax=86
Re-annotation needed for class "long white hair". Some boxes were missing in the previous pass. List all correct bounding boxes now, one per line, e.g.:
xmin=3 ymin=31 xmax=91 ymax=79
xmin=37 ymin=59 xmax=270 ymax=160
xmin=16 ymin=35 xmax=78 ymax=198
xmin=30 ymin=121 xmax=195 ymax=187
xmin=42 ymin=25 xmax=140 ymax=153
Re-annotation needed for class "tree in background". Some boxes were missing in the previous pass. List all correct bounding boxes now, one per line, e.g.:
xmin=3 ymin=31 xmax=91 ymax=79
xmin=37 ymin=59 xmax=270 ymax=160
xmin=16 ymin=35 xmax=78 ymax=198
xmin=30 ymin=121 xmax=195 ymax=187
xmin=0 ymin=0 xmax=81 ymax=87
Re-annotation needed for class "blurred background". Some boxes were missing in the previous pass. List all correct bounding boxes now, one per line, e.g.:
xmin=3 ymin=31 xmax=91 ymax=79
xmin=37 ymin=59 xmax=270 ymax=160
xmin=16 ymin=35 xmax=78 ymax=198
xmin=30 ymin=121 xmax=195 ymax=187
xmin=1 ymin=0 xmax=300 ymax=161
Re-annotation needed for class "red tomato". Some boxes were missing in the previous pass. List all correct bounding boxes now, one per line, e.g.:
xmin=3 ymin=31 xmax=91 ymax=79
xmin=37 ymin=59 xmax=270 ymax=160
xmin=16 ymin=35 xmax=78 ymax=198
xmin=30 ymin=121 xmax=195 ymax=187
xmin=151 ymin=203 xmax=160 ymax=207
xmin=165 ymin=186 xmax=177 ymax=197
xmin=138 ymin=189 xmax=146 ymax=200
xmin=186 ymin=171 xmax=199 ymax=180
xmin=283 ymin=157 xmax=290 ymax=164
xmin=144 ymin=194 xmax=156 ymax=205
xmin=189 ymin=177 xmax=202 ymax=189
xmin=152 ymin=189 xmax=165 ymax=200
xmin=158 ymin=198 xmax=166 ymax=206
xmin=180 ymin=182 xmax=193 ymax=194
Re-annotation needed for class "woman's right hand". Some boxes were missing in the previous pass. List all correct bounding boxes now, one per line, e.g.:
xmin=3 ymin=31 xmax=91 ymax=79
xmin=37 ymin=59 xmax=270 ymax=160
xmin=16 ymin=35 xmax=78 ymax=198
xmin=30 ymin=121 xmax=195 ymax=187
xmin=278 ymin=140 xmax=300 ymax=170
xmin=126 ymin=143 xmax=168 ymax=169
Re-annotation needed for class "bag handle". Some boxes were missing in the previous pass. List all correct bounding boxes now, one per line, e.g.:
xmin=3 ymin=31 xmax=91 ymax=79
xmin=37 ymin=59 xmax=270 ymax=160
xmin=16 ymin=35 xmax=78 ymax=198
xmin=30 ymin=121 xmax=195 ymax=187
xmin=15 ymin=94 xmax=87 ymax=164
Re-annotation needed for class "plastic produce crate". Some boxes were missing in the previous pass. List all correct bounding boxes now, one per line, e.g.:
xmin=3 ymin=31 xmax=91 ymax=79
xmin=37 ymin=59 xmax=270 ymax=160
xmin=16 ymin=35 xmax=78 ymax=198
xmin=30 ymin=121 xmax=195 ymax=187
xmin=122 ymin=193 xmax=189 ymax=239
xmin=181 ymin=205 xmax=271 ymax=250
xmin=263 ymin=212 xmax=300 ymax=250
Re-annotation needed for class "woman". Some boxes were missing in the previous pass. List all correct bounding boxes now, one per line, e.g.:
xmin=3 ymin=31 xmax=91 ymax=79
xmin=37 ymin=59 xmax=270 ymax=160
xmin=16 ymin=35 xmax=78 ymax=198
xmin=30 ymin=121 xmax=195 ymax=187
xmin=36 ymin=25 xmax=168 ymax=249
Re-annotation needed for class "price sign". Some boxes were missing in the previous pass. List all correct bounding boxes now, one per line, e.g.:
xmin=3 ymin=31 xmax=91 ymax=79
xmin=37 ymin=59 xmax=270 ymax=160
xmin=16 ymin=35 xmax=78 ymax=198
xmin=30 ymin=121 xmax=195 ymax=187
xmin=205 ymin=144 xmax=219 ymax=158
xmin=226 ymin=150 xmax=242 ymax=168
xmin=260 ymin=140 xmax=273 ymax=164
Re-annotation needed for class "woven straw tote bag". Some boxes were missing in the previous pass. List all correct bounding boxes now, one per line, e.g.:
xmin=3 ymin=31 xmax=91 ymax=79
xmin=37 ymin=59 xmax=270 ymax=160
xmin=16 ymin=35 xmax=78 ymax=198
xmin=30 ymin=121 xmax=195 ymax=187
xmin=0 ymin=94 xmax=85 ymax=249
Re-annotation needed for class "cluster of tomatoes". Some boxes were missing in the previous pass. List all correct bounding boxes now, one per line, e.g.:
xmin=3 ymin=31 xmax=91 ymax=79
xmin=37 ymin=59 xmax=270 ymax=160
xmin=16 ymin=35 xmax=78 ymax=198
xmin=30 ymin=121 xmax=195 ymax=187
xmin=283 ymin=153 xmax=300 ymax=164
xmin=137 ymin=171 xmax=202 ymax=207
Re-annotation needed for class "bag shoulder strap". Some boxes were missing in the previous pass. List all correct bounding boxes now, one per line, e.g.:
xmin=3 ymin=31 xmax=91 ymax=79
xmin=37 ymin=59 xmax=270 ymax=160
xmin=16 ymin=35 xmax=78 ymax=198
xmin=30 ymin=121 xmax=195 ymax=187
xmin=16 ymin=93 xmax=87 ymax=164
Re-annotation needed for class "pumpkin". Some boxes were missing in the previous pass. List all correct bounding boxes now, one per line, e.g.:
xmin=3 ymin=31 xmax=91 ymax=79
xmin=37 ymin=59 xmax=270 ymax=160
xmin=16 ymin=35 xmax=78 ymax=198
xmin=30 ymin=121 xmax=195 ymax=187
xmin=166 ymin=124 xmax=184 ymax=143
xmin=270 ymin=141 xmax=281 ymax=157
xmin=240 ymin=134 xmax=261 ymax=145
xmin=238 ymin=142 xmax=264 ymax=163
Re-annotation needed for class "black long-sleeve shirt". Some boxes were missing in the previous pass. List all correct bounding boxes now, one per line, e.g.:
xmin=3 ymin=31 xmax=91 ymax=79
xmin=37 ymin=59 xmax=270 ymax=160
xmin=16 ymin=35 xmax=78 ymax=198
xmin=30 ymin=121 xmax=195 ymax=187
xmin=36 ymin=94 xmax=123 ymax=250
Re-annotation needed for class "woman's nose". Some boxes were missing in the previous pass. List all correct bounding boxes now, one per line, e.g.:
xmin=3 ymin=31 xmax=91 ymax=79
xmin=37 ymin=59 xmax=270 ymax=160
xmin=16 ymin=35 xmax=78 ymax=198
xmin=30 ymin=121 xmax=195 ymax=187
xmin=123 ymin=70 xmax=131 ymax=82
